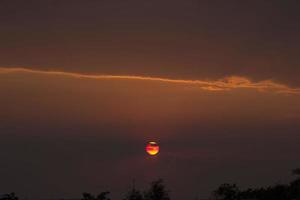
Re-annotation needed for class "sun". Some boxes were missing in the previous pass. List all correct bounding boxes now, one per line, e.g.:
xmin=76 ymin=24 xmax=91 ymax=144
xmin=146 ymin=141 xmax=159 ymax=156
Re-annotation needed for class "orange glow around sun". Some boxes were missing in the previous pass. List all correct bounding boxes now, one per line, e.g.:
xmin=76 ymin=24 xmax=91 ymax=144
xmin=146 ymin=142 xmax=159 ymax=156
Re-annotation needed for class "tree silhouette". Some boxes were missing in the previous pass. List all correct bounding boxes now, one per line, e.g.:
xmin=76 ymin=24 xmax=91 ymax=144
xmin=81 ymin=192 xmax=110 ymax=200
xmin=144 ymin=179 xmax=170 ymax=200
xmin=82 ymin=193 xmax=94 ymax=200
xmin=97 ymin=192 xmax=110 ymax=200
xmin=289 ymin=168 xmax=300 ymax=200
xmin=292 ymin=168 xmax=300 ymax=176
xmin=0 ymin=193 xmax=18 ymax=200
xmin=123 ymin=188 xmax=143 ymax=200
xmin=213 ymin=183 xmax=240 ymax=200
xmin=212 ymin=168 xmax=300 ymax=200
xmin=263 ymin=184 xmax=290 ymax=200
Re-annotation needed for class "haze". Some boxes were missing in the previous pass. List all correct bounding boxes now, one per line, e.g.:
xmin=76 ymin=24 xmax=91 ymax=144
xmin=0 ymin=1 xmax=300 ymax=200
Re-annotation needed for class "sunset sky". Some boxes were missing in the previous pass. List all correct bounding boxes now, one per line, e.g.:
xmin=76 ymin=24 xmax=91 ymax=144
xmin=1 ymin=1 xmax=300 ymax=200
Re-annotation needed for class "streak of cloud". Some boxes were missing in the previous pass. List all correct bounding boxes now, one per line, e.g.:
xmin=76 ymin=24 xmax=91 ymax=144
xmin=1 ymin=67 xmax=300 ymax=94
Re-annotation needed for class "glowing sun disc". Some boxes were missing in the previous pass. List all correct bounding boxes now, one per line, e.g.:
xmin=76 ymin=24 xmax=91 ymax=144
xmin=146 ymin=142 xmax=159 ymax=156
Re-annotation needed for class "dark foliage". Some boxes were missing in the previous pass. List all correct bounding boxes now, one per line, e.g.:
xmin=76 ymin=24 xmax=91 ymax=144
xmin=82 ymin=191 xmax=110 ymax=200
xmin=80 ymin=179 xmax=170 ymax=200
xmin=292 ymin=168 xmax=300 ymax=176
xmin=2 ymin=168 xmax=299 ymax=200
xmin=213 ymin=184 xmax=240 ymax=200
xmin=213 ymin=168 xmax=300 ymax=200
xmin=144 ymin=179 xmax=170 ymax=200
xmin=0 ymin=193 xmax=18 ymax=200
xmin=123 ymin=188 xmax=143 ymax=200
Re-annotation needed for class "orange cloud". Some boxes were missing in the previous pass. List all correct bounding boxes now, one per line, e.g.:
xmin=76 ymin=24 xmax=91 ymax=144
xmin=1 ymin=67 xmax=300 ymax=94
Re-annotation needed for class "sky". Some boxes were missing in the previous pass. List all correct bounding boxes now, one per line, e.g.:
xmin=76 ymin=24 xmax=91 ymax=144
xmin=0 ymin=1 xmax=300 ymax=200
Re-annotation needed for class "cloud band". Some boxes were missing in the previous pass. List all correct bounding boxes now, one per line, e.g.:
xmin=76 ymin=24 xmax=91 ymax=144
xmin=1 ymin=67 xmax=299 ymax=94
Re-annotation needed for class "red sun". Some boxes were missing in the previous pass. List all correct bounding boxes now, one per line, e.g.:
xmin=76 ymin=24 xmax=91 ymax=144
xmin=146 ymin=142 xmax=159 ymax=156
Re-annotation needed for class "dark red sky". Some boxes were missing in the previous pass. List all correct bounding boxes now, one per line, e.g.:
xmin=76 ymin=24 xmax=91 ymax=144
xmin=0 ymin=1 xmax=300 ymax=200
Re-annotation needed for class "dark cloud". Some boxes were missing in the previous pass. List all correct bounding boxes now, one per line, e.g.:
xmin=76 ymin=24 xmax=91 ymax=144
xmin=0 ymin=0 xmax=300 ymax=85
